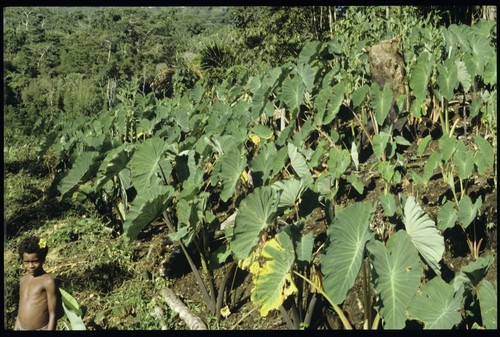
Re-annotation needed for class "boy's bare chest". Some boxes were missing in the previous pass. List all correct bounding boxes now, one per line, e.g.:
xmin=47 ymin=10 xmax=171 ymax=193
xmin=20 ymin=276 xmax=46 ymax=299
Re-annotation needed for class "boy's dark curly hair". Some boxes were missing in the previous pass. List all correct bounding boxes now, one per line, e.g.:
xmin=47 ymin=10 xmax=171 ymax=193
xmin=18 ymin=236 xmax=48 ymax=261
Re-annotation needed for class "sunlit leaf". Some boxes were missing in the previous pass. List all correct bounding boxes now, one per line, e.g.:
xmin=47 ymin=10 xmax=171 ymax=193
xmin=379 ymin=193 xmax=396 ymax=217
xmin=296 ymin=62 xmax=315 ymax=93
xmin=366 ymin=231 xmax=423 ymax=329
xmin=351 ymin=84 xmax=369 ymax=109
xmin=315 ymin=83 xmax=344 ymax=126
xmin=232 ymin=186 xmax=278 ymax=261
xmin=453 ymin=141 xmax=474 ymax=180
xmin=296 ymin=231 xmax=313 ymax=265
xmin=371 ymin=82 xmax=393 ymax=126
xmin=403 ymin=196 xmax=444 ymax=275
xmin=288 ymin=143 xmax=311 ymax=179
xmin=457 ymin=195 xmax=482 ymax=229
xmin=483 ymin=53 xmax=497 ymax=85
xmin=252 ymin=124 xmax=273 ymax=140
xmin=372 ymin=132 xmax=391 ymax=160
xmin=123 ymin=185 xmax=174 ymax=239
xmin=321 ymin=202 xmax=374 ymax=304
xmin=436 ymin=59 xmax=459 ymax=101
xmin=219 ymin=148 xmax=246 ymax=202
xmin=407 ymin=277 xmax=463 ymax=329
xmin=58 ymin=151 xmax=99 ymax=200
xmin=474 ymin=135 xmax=494 ymax=175
xmin=438 ymin=136 xmax=457 ymax=162
xmin=281 ymin=76 xmax=305 ymax=116
xmin=272 ymin=178 xmax=310 ymax=209
xmin=59 ymin=288 xmax=82 ymax=316
xmin=251 ymin=232 xmax=297 ymax=316
xmin=455 ymin=59 xmax=472 ymax=92
xmin=351 ymin=141 xmax=359 ymax=170
xmin=410 ymin=52 xmax=433 ymax=101
xmin=323 ymin=83 xmax=344 ymax=125
xmin=423 ymin=152 xmax=441 ymax=182
xmin=437 ymin=200 xmax=458 ymax=231
xmin=298 ymin=41 xmax=321 ymax=65
xmin=94 ymin=143 xmax=134 ymax=191
xmin=417 ymin=135 xmax=432 ymax=156
xmin=327 ymin=147 xmax=350 ymax=178
xmin=347 ymin=173 xmax=364 ymax=195
xmin=477 ymin=280 xmax=497 ymax=329
xmin=130 ymin=137 xmax=172 ymax=195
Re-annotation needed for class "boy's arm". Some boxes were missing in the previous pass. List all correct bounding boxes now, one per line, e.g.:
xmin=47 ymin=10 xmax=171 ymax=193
xmin=45 ymin=276 xmax=58 ymax=330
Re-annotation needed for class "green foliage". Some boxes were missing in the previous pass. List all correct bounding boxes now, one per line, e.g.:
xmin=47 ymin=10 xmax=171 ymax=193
xmin=477 ymin=280 xmax=497 ymax=329
xmin=407 ymin=277 xmax=463 ymax=329
xmin=231 ymin=187 xmax=278 ymax=261
xmin=250 ymin=232 xmax=297 ymax=316
xmin=321 ymin=202 xmax=374 ymax=304
xmin=367 ymin=231 xmax=424 ymax=329
xmin=60 ymin=288 xmax=86 ymax=330
xmin=403 ymin=196 xmax=444 ymax=275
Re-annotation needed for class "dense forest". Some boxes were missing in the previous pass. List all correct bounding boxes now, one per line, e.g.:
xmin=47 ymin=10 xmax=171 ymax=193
xmin=4 ymin=6 xmax=497 ymax=330
xmin=4 ymin=6 xmax=341 ymax=135
xmin=4 ymin=6 xmax=496 ymax=137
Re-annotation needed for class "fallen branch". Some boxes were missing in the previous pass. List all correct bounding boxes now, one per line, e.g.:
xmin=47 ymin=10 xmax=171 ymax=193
xmin=159 ymin=288 xmax=207 ymax=330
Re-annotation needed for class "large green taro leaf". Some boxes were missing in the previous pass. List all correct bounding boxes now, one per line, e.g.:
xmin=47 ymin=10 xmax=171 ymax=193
xmin=130 ymin=137 xmax=172 ymax=195
xmin=370 ymin=82 xmax=393 ymax=127
xmin=295 ymin=62 xmax=315 ymax=93
xmin=281 ymin=76 xmax=305 ymax=117
xmin=94 ymin=143 xmax=134 ymax=191
xmin=474 ymin=135 xmax=494 ymax=175
xmin=436 ymin=58 xmax=459 ymax=101
xmin=409 ymin=52 xmax=433 ymax=102
xmin=251 ymin=232 xmax=297 ymax=316
xmin=231 ymin=186 xmax=278 ymax=261
xmin=457 ymin=195 xmax=482 ymax=229
xmin=477 ymin=280 xmax=497 ymax=329
xmin=314 ymin=83 xmax=344 ymax=126
xmin=407 ymin=277 xmax=463 ymax=329
xmin=454 ymin=140 xmax=474 ymax=180
xmin=298 ymin=41 xmax=321 ymax=65
xmin=288 ymin=143 xmax=311 ymax=179
xmin=437 ymin=200 xmax=458 ymax=231
xmin=218 ymin=147 xmax=246 ymax=202
xmin=366 ymin=230 xmax=423 ymax=329
xmin=272 ymin=177 xmax=311 ymax=210
xmin=251 ymin=142 xmax=284 ymax=186
xmin=321 ymin=202 xmax=374 ymax=304
xmin=123 ymin=185 xmax=174 ymax=240
xmin=403 ymin=196 xmax=444 ymax=275
xmin=58 ymin=151 xmax=99 ymax=200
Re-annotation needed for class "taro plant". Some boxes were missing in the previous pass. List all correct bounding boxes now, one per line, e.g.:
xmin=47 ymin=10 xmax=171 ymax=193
xmin=37 ymin=14 xmax=496 ymax=330
xmin=228 ymin=192 xmax=456 ymax=329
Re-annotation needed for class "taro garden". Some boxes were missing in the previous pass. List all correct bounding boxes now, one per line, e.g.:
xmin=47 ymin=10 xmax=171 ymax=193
xmin=3 ymin=6 xmax=497 ymax=330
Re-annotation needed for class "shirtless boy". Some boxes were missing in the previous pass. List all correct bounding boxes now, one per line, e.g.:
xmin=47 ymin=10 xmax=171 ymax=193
xmin=14 ymin=236 xmax=58 ymax=330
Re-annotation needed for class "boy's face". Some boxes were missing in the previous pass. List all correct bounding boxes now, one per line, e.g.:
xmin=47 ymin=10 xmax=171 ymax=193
xmin=22 ymin=252 xmax=44 ymax=276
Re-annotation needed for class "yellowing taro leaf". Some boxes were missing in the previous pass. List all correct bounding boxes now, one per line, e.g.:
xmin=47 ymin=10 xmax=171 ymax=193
xmin=220 ymin=305 xmax=231 ymax=318
xmin=249 ymin=133 xmax=261 ymax=145
xmin=250 ymin=232 xmax=297 ymax=316
xmin=241 ymin=170 xmax=249 ymax=183
xmin=237 ymin=249 xmax=259 ymax=271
